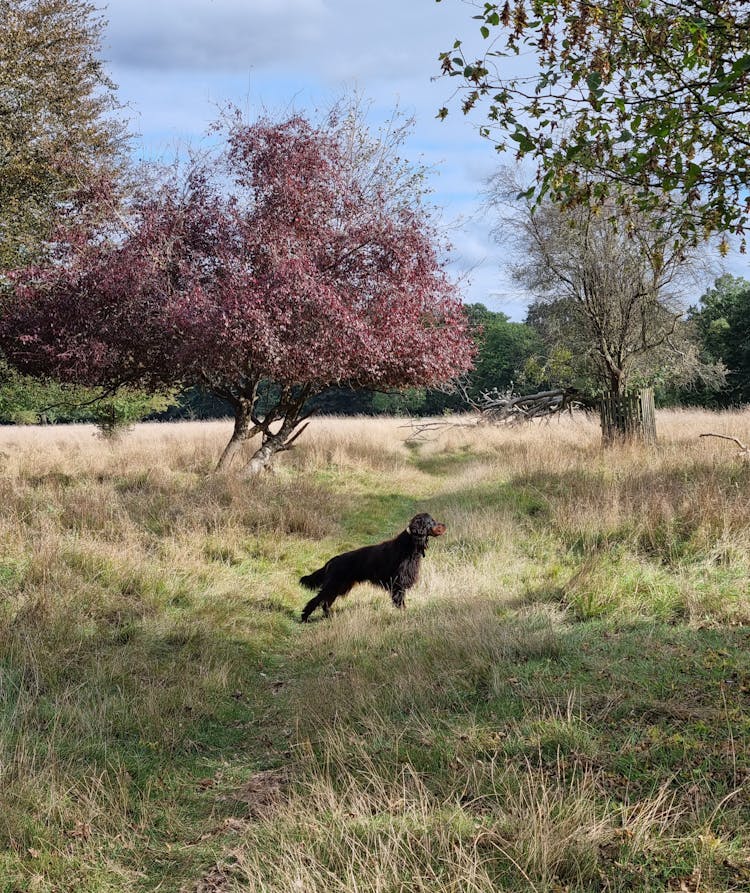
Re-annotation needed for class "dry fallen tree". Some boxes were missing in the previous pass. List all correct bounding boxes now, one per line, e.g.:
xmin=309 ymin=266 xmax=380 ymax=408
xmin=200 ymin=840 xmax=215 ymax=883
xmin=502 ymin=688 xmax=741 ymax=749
xmin=402 ymin=386 xmax=594 ymax=442
xmin=476 ymin=386 xmax=594 ymax=423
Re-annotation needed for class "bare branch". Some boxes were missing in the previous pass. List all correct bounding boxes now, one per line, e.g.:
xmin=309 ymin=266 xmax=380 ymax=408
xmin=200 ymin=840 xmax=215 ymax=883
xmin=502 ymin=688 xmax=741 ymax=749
xmin=699 ymin=432 xmax=750 ymax=456
xmin=477 ymin=387 xmax=595 ymax=424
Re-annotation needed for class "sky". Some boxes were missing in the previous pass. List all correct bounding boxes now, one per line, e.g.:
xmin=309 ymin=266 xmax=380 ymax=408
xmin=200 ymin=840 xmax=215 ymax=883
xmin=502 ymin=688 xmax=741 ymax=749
xmin=99 ymin=0 xmax=745 ymax=319
xmin=99 ymin=0 xmax=528 ymax=318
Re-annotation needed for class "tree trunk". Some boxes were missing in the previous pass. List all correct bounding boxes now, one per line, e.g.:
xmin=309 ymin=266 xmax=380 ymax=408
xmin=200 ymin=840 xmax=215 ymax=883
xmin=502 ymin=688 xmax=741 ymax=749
xmin=600 ymin=388 xmax=657 ymax=445
xmin=240 ymin=416 xmax=311 ymax=476
xmin=241 ymin=424 xmax=295 ymax=476
xmin=214 ymin=386 xmax=314 ymax=475
xmin=216 ymin=399 xmax=254 ymax=471
xmin=243 ymin=439 xmax=279 ymax=475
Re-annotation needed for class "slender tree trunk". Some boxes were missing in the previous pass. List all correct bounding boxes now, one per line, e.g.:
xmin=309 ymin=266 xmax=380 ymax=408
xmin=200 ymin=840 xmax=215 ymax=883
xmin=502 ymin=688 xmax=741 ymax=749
xmin=216 ymin=398 xmax=254 ymax=471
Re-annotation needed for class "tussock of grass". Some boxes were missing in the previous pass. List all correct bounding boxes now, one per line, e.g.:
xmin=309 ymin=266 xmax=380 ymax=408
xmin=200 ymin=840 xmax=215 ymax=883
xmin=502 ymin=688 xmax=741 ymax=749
xmin=216 ymin=742 xmax=731 ymax=893
xmin=293 ymin=598 xmax=568 ymax=731
xmin=561 ymin=552 xmax=750 ymax=625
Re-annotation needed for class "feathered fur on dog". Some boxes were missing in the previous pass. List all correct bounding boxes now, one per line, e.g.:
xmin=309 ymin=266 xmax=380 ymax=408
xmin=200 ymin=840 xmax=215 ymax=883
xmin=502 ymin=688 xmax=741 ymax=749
xmin=300 ymin=513 xmax=446 ymax=621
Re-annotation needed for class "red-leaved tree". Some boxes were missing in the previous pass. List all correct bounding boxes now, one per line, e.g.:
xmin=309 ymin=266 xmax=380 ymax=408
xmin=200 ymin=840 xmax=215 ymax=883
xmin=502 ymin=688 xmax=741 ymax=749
xmin=1 ymin=108 xmax=474 ymax=472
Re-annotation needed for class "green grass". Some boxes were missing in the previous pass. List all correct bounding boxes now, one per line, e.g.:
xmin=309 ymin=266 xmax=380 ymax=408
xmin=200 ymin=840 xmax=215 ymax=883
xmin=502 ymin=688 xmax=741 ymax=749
xmin=0 ymin=416 xmax=749 ymax=891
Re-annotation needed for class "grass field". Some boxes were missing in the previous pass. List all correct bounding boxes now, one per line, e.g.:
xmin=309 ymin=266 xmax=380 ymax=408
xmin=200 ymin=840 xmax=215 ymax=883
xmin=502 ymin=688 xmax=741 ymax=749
xmin=0 ymin=411 xmax=748 ymax=892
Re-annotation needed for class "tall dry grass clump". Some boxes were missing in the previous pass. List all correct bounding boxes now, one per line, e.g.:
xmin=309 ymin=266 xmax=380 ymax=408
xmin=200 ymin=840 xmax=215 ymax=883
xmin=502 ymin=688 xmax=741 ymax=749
xmin=208 ymin=741 xmax=697 ymax=893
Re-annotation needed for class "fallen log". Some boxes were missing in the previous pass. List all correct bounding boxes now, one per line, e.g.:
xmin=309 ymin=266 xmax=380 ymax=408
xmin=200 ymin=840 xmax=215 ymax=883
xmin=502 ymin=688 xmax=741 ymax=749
xmin=477 ymin=387 xmax=595 ymax=424
xmin=400 ymin=387 xmax=595 ymax=443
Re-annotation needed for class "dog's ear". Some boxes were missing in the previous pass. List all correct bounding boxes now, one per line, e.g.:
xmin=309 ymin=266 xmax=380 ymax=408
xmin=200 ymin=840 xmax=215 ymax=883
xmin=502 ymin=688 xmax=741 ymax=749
xmin=407 ymin=514 xmax=430 ymax=537
xmin=408 ymin=513 xmax=447 ymax=539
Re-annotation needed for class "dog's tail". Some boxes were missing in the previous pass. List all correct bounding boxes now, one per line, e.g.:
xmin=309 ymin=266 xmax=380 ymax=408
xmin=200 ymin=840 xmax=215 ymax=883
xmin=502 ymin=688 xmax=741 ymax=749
xmin=299 ymin=565 xmax=328 ymax=590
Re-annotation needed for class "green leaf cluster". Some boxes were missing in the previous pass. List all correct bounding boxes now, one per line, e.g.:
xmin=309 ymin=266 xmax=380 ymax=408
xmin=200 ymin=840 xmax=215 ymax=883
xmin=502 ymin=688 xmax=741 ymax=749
xmin=0 ymin=0 xmax=129 ymax=271
xmin=691 ymin=274 xmax=750 ymax=404
xmin=464 ymin=302 xmax=542 ymax=397
xmin=0 ymin=362 xmax=176 ymax=434
xmin=439 ymin=1 xmax=750 ymax=247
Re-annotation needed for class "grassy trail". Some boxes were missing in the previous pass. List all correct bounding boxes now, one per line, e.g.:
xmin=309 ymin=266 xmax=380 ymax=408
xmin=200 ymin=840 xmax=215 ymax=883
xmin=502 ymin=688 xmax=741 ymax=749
xmin=0 ymin=414 xmax=749 ymax=891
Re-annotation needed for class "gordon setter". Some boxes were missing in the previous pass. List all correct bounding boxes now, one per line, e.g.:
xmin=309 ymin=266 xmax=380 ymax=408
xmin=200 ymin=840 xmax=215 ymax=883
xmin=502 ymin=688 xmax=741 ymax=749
xmin=300 ymin=512 xmax=446 ymax=621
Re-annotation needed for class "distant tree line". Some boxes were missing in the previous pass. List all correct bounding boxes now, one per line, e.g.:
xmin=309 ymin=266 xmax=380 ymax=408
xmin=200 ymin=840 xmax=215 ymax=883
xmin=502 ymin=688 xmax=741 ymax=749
xmin=688 ymin=274 xmax=750 ymax=408
xmin=3 ymin=273 xmax=748 ymax=428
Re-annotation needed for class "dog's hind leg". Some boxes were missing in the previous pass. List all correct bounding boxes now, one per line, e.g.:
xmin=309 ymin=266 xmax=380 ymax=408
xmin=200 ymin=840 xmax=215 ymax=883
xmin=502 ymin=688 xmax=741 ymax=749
xmin=301 ymin=591 xmax=326 ymax=622
xmin=319 ymin=581 xmax=354 ymax=616
xmin=301 ymin=581 xmax=353 ymax=622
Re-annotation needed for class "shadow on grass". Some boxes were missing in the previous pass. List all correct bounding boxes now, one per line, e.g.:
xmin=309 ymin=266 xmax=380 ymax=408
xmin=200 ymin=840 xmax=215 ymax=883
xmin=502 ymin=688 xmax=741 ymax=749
xmin=0 ymin=602 xmax=299 ymax=891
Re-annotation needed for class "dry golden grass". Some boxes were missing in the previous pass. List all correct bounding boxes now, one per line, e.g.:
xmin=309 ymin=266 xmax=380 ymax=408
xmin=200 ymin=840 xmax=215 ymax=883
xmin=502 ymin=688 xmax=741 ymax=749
xmin=0 ymin=408 xmax=748 ymax=891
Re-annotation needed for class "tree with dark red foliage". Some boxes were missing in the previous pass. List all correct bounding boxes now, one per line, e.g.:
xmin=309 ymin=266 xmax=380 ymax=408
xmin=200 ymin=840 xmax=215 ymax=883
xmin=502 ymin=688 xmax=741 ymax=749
xmin=1 ymin=108 xmax=474 ymax=472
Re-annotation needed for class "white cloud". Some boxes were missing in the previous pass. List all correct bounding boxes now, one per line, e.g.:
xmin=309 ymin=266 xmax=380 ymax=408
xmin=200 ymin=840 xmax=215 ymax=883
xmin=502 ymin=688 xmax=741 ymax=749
xmin=102 ymin=0 xmax=530 ymax=315
xmin=104 ymin=0 xmax=485 ymax=78
xmin=105 ymin=0 xmax=329 ymax=71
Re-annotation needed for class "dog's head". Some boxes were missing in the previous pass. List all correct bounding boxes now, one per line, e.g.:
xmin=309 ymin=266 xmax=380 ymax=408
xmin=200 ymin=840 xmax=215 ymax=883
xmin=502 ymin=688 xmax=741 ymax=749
xmin=407 ymin=513 xmax=447 ymax=540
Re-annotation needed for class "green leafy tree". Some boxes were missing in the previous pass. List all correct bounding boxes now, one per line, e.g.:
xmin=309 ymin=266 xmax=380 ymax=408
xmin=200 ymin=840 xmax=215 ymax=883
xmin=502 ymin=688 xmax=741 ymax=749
xmin=464 ymin=303 xmax=542 ymax=397
xmin=523 ymin=298 xmax=593 ymax=391
xmin=0 ymin=365 xmax=72 ymax=424
xmin=0 ymin=362 xmax=176 ymax=434
xmin=691 ymin=274 xmax=750 ymax=404
xmin=437 ymin=1 xmax=750 ymax=248
xmin=372 ymin=388 xmax=429 ymax=415
xmin=86 ymin=390 xmax=178 ymax=439
xmin=0 ymin=0 xmax=128 ymax=271
xmin=373 ymin=305 xmax=540 ymax=415
xmin=0 ymin=1 xmax=168 ymax=433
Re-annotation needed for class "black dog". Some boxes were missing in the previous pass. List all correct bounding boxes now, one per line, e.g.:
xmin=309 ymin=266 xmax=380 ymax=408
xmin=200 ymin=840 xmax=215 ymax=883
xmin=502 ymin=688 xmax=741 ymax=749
xmin=300 ymin=513 xmax=447 ymax=621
